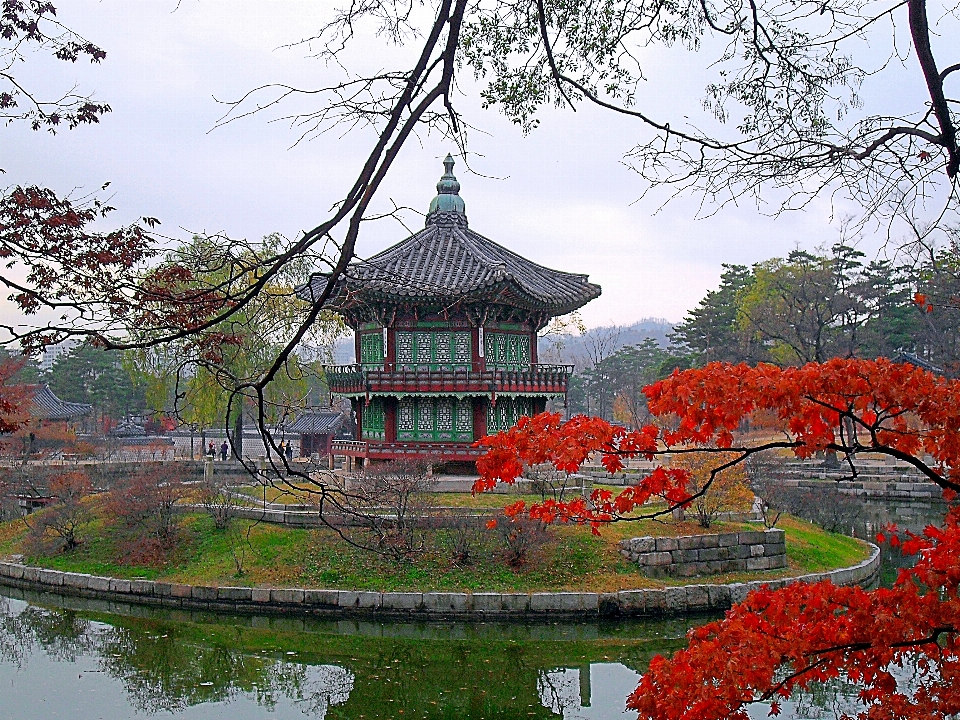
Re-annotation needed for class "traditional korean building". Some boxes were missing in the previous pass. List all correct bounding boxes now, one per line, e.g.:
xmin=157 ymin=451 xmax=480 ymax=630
xmin=299 ymin=155 xmax=600 ymax=466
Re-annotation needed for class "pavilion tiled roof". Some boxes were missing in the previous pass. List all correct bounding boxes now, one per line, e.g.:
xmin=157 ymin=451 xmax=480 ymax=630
xmin=299 ymin=155 xmax=601 ymax=316
xmin=27 ymin=385 xmax=92 ymax=421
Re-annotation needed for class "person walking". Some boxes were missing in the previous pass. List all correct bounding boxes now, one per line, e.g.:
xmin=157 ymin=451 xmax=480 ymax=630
xmin=285 ymin=441 xmax=294 ymax=462
xmin=220 ymin=440 xmax=229 ymax=461
xmin=207 ymin=441 xmax=215 ymax=458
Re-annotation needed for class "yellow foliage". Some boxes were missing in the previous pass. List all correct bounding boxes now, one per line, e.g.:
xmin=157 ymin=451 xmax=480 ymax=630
xmin=669 ymin=450 xmax=754 ymax=528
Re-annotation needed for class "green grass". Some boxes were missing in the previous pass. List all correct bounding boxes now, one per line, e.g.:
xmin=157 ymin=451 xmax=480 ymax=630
xmin=0 ymin=499 xmax=871 ymax=593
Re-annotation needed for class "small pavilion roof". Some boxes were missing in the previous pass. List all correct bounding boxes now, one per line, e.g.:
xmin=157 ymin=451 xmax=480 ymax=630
xmin=27 ymin=385 xmax=92 ymax=421
xmin=299 ymin=155 xmax=601 ymax=316
xmin=288 ymin=410 xmax=348 ymax=435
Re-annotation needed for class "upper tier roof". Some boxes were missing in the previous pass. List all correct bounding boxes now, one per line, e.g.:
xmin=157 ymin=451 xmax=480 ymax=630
xmin=299 ymin=155 xmax=601 ymax=317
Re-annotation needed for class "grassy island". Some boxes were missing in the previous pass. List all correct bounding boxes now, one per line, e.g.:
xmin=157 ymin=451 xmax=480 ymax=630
xmin=0 ymin=490 xmax=870 ymax=593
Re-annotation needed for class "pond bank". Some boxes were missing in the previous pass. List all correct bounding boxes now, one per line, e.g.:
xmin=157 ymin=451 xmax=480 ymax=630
xmin=0 ymin=542 xmax=879 ymax=619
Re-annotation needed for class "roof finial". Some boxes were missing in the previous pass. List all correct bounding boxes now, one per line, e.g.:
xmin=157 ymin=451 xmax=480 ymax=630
xmin=427 ymin=152 xmax=466 ymax=221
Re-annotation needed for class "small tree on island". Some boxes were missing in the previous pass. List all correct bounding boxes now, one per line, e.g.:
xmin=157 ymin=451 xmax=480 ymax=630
xmin=668 ymin=450 xmax=753 ymax=528
xmin=476 ymin=358 xmax=960 ymax=720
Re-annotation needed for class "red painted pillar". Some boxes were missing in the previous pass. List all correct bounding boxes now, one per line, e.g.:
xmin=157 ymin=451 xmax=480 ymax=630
xmin=385 ymin=397 xmax=397 ymax=442
xmin=472 ymin=326 xmax=484 ymax=372
xmin=473 ymin=397 xmax=487 ymax=440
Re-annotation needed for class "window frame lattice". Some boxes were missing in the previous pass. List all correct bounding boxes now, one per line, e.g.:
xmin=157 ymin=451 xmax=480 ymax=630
xmin=395 ymin=331 xmax=471 ymax=371
xmin=362 ymin=398 xmax=386 ymax=440
xmin=396 ymin=397 xmax=474 ymax=441
xmin=484 ymin=333 xmax=531 ymax=370
xmin=360 ymin=332 xmax=385 ymax=367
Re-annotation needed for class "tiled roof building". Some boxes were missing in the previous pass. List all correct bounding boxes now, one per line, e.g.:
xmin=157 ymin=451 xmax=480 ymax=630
xmin=298 ymin=156 xmax=600 ymax=466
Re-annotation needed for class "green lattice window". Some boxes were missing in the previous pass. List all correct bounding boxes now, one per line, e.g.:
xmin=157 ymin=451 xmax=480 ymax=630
xmin=395 ymin=331 xmax=471 ymax=370
xmin=362 ymin=398 xmax=385 ymax=440
xmin=397 ymin=396 xmax=473 ymax=441
xmin=360 ymin=331 xmax=384 ymax=367
xmin=484 ymin=333 xmax=531 ymax=370
xmin=486 ymin=396 xmax=533 ymax=434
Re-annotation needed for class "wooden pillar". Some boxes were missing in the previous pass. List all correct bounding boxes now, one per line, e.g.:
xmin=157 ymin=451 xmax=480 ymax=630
xmin=385 ymin=325 xmax=395 ymax=369
xmin=385 ymin=397 xmax=397 ymax=442
xmin=530 ymin=327 xmax=538 ymax=365
xmin=473 ymin=397 xmax=487 ymax=440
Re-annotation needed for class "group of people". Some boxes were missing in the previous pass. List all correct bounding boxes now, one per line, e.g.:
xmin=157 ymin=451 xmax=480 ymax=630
xmin=205 ymin=440 xmax=295 ymax=462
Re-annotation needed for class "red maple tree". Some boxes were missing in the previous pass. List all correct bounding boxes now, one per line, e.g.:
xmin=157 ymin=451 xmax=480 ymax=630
xmin=476 ymin=358 xmax=960 ymax=719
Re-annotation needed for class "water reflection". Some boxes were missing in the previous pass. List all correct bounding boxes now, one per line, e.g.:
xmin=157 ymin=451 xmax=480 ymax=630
xmin=0 ymin=588 xmax=697 ymax=719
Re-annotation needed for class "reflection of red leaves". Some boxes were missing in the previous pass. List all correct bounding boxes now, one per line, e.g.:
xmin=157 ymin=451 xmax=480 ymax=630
xmin=485 ymin=519 xmax=497 ymax=529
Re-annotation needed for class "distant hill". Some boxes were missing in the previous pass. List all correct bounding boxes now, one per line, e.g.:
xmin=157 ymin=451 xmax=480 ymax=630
xmin=539 ymin=318 xmax=676 ymax=366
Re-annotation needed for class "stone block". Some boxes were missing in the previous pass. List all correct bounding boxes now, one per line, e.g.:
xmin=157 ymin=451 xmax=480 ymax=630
xmin=62 ymin=572 xmax=90 ymax=589
xmin=678 ymin=535 xmax=703 ymax=550
xmin=87 ymin=575 xmax=111 ymax=592
xmin=644 ymin=551 xmax=673 ymax=567
xmin=356 ymin=591 xmax=381 ymax=609
xmin=579 ymin=593 xmax=599 ymax=611
xmin=470 ymin=593 xmax=501 ymax=613
xmin=674 ymin=563 xmax=699 ymax=578
xmin=38 ymin=569 xmax=63 ymax=586
xmin=732 ymin=545 xmax=752 ymax=560
xmin=423 ymin=592 xmax=467 ymax=613
xmin=337 ymin=591 xmax=360 ymax=608
xmin=645 ymin=589 xmax=667 ymax=615
xmin=501 ymin=593 xmax=529 ymax=613
xmin=632 ymin=537 xmax=656 ymax=553
xmin=170 ymin=583 xmax=192 ymax=598
xmin=685 ymin=584 xmax=710 ymax=610
xmin=699 ymin=547 xmax=721 ymax=562
xmin=764 ymin=529 xmax=786 ymax=543
xmin=769 ymin=555 xmax=787 ymax=569
xmin=599 ymin=593 xmax=619 ymax=616
xmin=700 ymin=534 xmax=720 ymax=548
xmin=218 ymin=586 xmax=253 ymax=602
xmin=765 ymin=542 xmax=786 ymax=556
xmin=707 ymin=584 xmax=731 ymax=609
xmin=704 ymin=561 xmax=723 ymax=574
xmin=192 ymin=585 xmax=219 ymax=601
xmin=109 ymin=579 xmax=132 ymax=594
xmin=2 ymin=564 xmax=24 ymax=579
xmin=303 ymin=589 xmax=339 ymax=607
xmin=721 ymin=559 xmax=745 ymax=573
xmin=750 ymin=544 xmax=765 ymax=557
xmin=739 ymin=530 xmax=767 ymax=545
xmin=153 ymin=582 xmax=173 ymax=597
xmin=746 ymin=556 xmax=771 ymax=571
xmin=664 ymin=587 xmax=687 ymax=614
xmin=618 ymin=590 xmax=645 ymax=613
xmin=271 ymin=588 xmax=305 ymax=605
xmin=670 ymin=550 xmax=684 ymax=564
xmin=22 ymin=566 xmax=39 ymax=582
xmin=530 ymin=593 xmax=563 ymax=612
xmin=380 ymin=593 xmax=423 ymax=611
xmin=655 ymin=537 xmax=678 ymax=552
xmin=130 ymin=580 xmax=154 ymax=596
xmin=680 ymin=549 xmax=699 ymax=563
xmin=251 ymin=587 xmax=272 ymax=603
xmin=728 ymin=583 xmax=750 ymax=604
xmin=718 ymin=532 xmax=740 ymax=547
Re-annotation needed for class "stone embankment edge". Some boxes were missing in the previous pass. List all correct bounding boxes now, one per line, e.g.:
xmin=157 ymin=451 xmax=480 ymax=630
xmin=0 ymin=543 xmax=879 ymax=619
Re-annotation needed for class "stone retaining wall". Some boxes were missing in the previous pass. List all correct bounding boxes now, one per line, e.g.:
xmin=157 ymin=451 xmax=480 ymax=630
xmin=619 ymin=529 xmax=787 ymax=578
xmin=0 ymin=542 xmax=879 ymax=618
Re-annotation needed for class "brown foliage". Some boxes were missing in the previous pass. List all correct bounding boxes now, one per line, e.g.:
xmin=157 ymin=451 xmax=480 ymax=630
xmin=105 ymin=463 xmax=189 ymax=565
xmin=670 ymin=450 xmax=754 ymax=528
xmin=22 ymin=471 xmax=93 ymax=555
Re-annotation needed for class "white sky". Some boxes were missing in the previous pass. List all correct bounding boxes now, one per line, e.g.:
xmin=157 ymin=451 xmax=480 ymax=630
xmin=1 ymin=0 xmax=938 ymax=329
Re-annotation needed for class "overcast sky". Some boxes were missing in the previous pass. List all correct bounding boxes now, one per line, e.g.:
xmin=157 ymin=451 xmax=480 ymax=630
xmin=3 ymin=0 xmax=932 ymax=330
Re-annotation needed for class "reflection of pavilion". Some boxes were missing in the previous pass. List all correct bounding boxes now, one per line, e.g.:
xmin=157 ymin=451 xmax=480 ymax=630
xmin=538 ymin=664 xmax=642 ymax=719
xmin=299 ymin=155 xmax=600 ymax=469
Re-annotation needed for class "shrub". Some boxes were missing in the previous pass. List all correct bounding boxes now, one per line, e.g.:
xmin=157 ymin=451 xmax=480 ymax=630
xmin=22 ymin=471 xmax=93 ymax=555
xmin=105 ymin=463 xmax=189 ymax=565
xmin=670 ymin=450 xmax=754 ymax=528
xmin=495 ymin=514 xmax=548 ymax=567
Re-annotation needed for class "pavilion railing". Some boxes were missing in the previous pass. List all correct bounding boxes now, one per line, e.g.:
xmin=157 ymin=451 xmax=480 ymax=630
xmin=322 ymin=363 xmax=574 ymax=394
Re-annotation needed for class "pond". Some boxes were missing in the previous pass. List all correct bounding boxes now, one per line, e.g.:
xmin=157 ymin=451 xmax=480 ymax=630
xmin=0 ymin=585 xmax=889 ymax=720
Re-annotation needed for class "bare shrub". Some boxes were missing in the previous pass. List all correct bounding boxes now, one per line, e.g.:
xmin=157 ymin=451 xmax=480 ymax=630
xmin=344 ymin=460 xmax=436 ymax=561
xmin=22 ymin=471 xmax=94 ymax=555
xmin=105 ymin=463 xmax=189 ymax=566
xmin=524 ymin=463 xmax=579 ymax=503
xmin=747 ymin=454 xmax=796 ymax=528
xmin=495 ymin=514 xmax=548 ymax=568
xmin=445 ymin=514 xmax=486 ymax=567
xmin=196 ymin=473 xmax=237 ymax=530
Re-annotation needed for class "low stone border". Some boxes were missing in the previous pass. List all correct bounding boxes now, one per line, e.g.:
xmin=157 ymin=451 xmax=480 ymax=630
xmin=619 ymin=529 xmax=787 ymax=577
xmin=0 ymin=543 xmax=879 ymax=618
